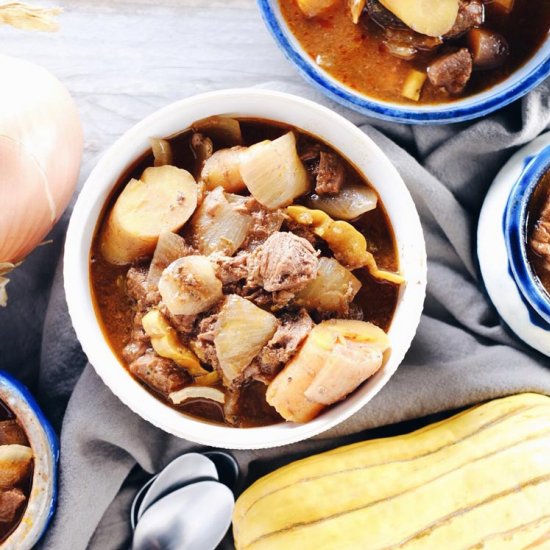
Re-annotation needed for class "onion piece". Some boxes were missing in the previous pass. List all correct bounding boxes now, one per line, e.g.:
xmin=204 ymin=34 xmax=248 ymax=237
xmin=150 ymin=137 xmax=173 ymax=167
xmin=307 ymin=184 xmax=378 ymax=220
xmin=191 ymin=187 xmax=251 ymax=256
xmin=214 ymin=295 xmax=278 ymax=384
xmin=0 ymin=3 xmax=61 ymax=32
xmin=297 ymin=0 xmax=339 ymax=18
xmin=379 ymin=0 xmax=459 ymax=37
xmin=147 ymin=232 xmax=192 ymax=285
xmin=201 ymin=146 xmax=247 ymax=193
xmin=169 ymin=386 xmax=226 ymax=405
xmin=240 ymin=132 xmax=309 ymax=209
xmin=296 ymin=257 xmax=361 ymax=313
xmin=192 ymin=116 xmax=243 ymax=146
xmin=0 ymin=54 xmax=82 ymax=306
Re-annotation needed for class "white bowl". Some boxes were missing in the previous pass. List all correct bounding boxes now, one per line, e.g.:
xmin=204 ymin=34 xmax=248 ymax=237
xmin=257 ymin=0 xmax=550 ymax=125
xmin=64 ymin=89 xmax=427 ymax=449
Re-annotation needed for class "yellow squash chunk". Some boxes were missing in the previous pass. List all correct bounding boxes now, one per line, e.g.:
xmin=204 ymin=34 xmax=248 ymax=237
xmin=234 ymin=393 xmax=550 ymax=550
xmin=286 ymin=205 xmax=404 ymax=284
xmin=379 ymin=0 xmax=459 ymax=37
xmin=266 ymin=320 xmax=389 ymax=422
xmin=100 ymin=165 xmax=198 ymax=265
xmin=240 ymin=133 xmax=309 ymax=209
xmin=402 ymin=69 xmax=427 ymax=102
xmin=214 ymin=295 xmax=278 ymax=384
xmin=142 ymin=309 xmax=207 ymax=377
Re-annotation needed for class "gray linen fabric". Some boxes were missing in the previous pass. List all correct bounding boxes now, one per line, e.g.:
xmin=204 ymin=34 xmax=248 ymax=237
xmin=2 ymin=76 xmax=550 ymax=548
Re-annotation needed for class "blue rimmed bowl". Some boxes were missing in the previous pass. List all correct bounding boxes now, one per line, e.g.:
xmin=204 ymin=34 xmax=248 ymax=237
xmin=478 ymin=132 xmax=550 ymax=356
xmin=0 ymin=371 xmax=58 ymax=550
xmin=257 ymin=0 xmax=550 ymax=125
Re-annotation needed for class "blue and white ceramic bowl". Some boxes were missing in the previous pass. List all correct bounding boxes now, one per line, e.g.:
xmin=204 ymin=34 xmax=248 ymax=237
xmin=0 ymin=371 xmax=58 ymax=550
xmin=257 ymin=0 xmax=550 ymax=125
xmin=478 ymin=132 xmax=550 ymax=356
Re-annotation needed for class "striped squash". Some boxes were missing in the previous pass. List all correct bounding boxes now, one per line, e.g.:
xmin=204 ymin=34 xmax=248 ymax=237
xmin=233 ymin=393 xmax=550 ymax=550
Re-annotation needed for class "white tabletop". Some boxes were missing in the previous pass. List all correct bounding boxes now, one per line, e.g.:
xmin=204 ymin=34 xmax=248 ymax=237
xmin=1 ymin=0 xmax=297 ymax=184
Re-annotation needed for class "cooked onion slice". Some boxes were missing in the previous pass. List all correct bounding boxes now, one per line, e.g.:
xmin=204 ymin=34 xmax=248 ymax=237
xmin=240 ymin=132 xmax=309 ymax=209
xmin=0 ymin=444 xmax=33 ymax=489
xmin=297 ymin=0 xmax=339 ymax=18
xmin=214 ymin=295 xmax=278 ymax=384
xmin=147 ymin=232 xmax=192 ymax=285
xmin=169 ymin=386 xmax=226 ymax=405
xmin=379 ymin=0 xmax=459 ymax=37
xmin=191 ymin=187 xmax=252 ymax=256
xmin=150 ymin=137 xmax=173 ymax=167
xmin=192 ymin=116 xmax=243 ymax=146
xmin=307 ymin=184 xmax=378 ymax=220
xmin=296 ymin=257 xmax=361 ymax=313
xmin=201 ymin=146 xmax=247 ymax=193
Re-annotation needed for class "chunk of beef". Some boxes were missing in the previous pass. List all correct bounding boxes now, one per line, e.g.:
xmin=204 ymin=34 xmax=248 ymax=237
xmin=244 ymin=288 xmax=296 ymax=312
xmin=246 ymin=309 xmax=314 ymax=383
xmin=0 ymin=489 xmax=26 ymax=524
xmin=531 ymin=194 xmax=550 ymax=271
xmin=223 ymin=387 xmax=241 ymax=426
xmin=284 ymin=218 xmax=321 ymax=248
xmin=445 ymin=0 xmax=484 ymax=39
xmin=126 ymin=267 xmax=161 ymax=307
xmin=129 ymin=352 xmax=189 ymax=395
xmin=427 ymin=48 xmax=473 ymax=95
xmin=122 ymin=335 xmax=149 ymax=364
xmin=190 ymin=313 xmax=221 ymax=373
xmin=0 ymin=421 xmax=28 ymax=446
xmin=213 ymin=253 xmax=249 ymax=286
xmin=238 ymin=198 xmax=285 ymax=250
xmin=249 ymin=232 xmax=319 ymax=292
xmin=160 ymin=307 xmax=198 ymax=335
xmin=316 ymin=152 xmax=345 ymax=195
xmin=299 ymin=143 xmax=321 ymax=162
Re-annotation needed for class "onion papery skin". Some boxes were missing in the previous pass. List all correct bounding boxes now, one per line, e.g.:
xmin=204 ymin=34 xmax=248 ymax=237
xmin=0 ymin=54 xmax=83 ymax=264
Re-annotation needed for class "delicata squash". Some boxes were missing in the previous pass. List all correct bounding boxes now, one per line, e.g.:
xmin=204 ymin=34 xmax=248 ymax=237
xmin=233 ymin=393 xmax=550 ymax=549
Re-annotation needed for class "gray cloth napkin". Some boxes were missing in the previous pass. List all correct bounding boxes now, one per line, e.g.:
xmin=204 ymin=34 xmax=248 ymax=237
xmin=3 ymin=79 xmax=550 ymax=549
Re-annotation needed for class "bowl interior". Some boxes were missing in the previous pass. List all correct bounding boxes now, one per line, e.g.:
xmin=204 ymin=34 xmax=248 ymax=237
xmin=257 ymin=0 xmax=550 ymax=124
xmin=505 ymin=144 xmax=550 ymax=323
xmin=64 ymin=89 xmax=426 ymax=449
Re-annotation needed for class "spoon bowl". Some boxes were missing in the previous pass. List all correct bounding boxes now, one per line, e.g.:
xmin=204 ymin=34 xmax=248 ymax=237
xmin=137 ymin=453 xmax=218 ymax=521
xmin=132 ymin=480 xmax=234 ymax=550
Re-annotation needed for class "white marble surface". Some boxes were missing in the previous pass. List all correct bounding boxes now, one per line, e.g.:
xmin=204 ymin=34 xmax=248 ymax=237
xmin=0 ymin=0 xmax=298 ymax=186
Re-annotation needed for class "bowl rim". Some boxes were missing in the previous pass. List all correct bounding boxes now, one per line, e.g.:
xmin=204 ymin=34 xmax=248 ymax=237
xmin=256 ymin=0 xmax=550 ymax=125
xmin=504 ymin=144 xmax=550 ymax=323
xmin=63 ymin=88 xmax=427 ymax=450
xmin=0 ymin=370 xmax=59 ymax=550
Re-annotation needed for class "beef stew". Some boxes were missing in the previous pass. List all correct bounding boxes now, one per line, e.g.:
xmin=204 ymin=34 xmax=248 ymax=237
xmin=0 ymin=399 xmax=33 ymax=543
xmin=280 ymin=0 xmax=550 ymax=104
xmin=528 ymin=168 xmax=550 ymax=294
xmin=90 ymin=117 xmax=402 ymax=427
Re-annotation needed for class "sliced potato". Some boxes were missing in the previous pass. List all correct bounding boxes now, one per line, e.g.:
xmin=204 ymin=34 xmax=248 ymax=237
xmin=214 ymin=295 xmax=278 ymax=384
xmin=267 ymin=320 xmax=390 ymax=422
xmin=0 ymin=444 xmax=33 ymax=489
xmin=379 ymin=0 xmax=459 ymax=37
xmin=240 ymin=132 xmax=309 ymax=209
xmin=201 ymin=146 xmax=247 ymax=193
xmin=100 ymin=165 xmax=198 ymax=265
xmin=158 ymin=256 xmax=223 ymax=316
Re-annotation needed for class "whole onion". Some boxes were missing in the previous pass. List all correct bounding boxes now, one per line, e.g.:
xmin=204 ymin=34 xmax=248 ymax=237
xmin=0 ymin=53 xmax=83 ymax=305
